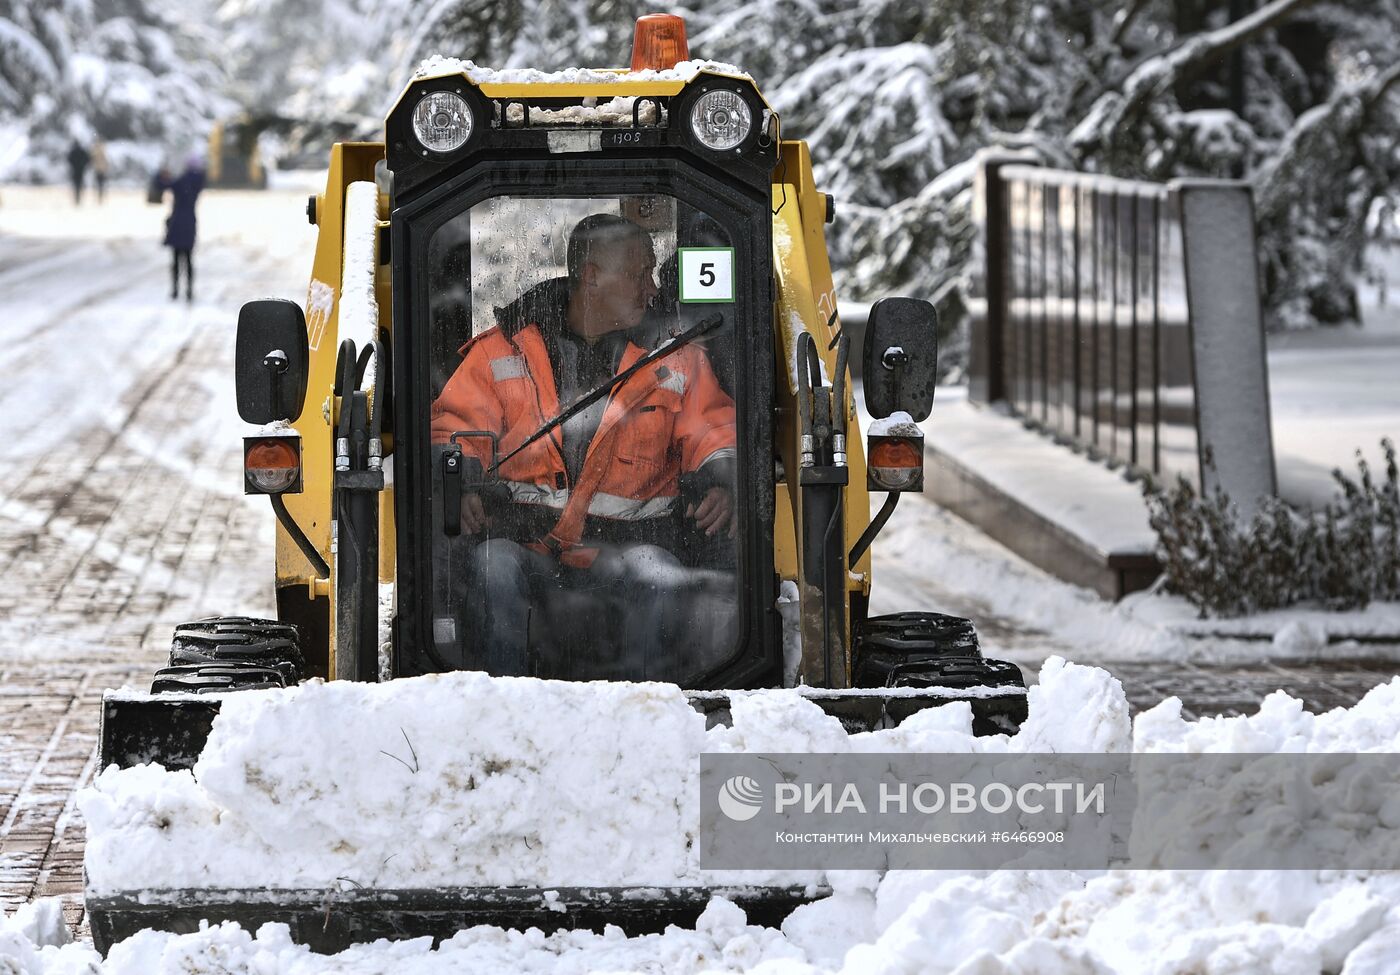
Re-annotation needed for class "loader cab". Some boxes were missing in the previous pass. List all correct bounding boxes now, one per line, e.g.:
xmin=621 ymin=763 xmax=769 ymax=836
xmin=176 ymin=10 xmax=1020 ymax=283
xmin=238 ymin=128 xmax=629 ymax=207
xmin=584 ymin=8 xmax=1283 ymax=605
xmin=385 ymin=67 xmax=780 ymax=688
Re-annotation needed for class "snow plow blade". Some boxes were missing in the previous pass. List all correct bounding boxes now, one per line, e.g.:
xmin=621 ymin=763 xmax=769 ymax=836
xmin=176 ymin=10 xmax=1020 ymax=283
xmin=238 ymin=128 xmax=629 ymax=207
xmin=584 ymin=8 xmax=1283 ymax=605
xmin=87 ymin=885 xmax=821 ymax=955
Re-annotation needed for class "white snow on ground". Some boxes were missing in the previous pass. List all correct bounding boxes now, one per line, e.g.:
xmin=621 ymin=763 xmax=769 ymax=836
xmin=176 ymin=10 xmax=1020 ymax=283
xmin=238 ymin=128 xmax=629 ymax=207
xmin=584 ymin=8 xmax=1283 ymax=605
xmin=0 ymin=185 xmax=313 ymax=467
xmin=1268 ymin=326 xmax=1400 ymax=510
xmin=916 ymin=391 xmax=1159 ymax=559
xmin=7 ymin=659 xmax=1400 ymax=971
xmin=0 ymin=185 xmax=315 ymax=661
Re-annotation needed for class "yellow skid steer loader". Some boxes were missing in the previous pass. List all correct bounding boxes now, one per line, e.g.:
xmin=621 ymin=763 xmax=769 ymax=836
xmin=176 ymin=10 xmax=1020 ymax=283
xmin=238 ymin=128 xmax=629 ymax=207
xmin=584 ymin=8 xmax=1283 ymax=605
xmin=91 ymin=14 xmax=1026 ymax=953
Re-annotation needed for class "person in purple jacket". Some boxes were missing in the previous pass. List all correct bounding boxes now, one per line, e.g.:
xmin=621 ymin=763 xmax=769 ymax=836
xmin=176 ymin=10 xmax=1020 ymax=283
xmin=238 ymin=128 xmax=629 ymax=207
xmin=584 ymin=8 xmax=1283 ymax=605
xmin=156 ymin=155 xmax=206 ymax=302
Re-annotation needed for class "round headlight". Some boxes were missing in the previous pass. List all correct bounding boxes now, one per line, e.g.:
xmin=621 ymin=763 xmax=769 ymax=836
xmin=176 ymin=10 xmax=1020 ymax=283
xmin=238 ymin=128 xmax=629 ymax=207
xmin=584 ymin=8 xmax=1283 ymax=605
xmin=690 ymin=89 xmax=752 ymax=151
xmin=412 ymin=91 xmax=473 ymax=153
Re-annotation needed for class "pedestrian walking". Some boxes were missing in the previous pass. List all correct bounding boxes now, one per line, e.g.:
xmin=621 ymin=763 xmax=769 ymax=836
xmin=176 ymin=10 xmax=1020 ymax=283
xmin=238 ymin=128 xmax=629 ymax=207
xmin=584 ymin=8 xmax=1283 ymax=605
xmin=157 ymin=155 xmax=206 ymax=302
xmin=91 ymin=139 xmax=109 ymax=203
xmin=66 ymin=139 xmax=90 ymax=205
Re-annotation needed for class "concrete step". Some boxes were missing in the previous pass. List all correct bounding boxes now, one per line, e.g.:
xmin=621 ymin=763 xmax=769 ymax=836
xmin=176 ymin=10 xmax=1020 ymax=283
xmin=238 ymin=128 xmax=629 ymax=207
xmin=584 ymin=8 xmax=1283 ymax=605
xmin=919 ymin=394 xmax=1160 ymax=600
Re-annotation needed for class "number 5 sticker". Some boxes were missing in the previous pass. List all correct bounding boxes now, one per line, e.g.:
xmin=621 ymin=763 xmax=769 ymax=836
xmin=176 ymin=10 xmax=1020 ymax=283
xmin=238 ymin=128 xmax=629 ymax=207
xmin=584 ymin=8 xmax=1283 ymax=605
xmin=678 ymin=247 xmax=735 ymax=303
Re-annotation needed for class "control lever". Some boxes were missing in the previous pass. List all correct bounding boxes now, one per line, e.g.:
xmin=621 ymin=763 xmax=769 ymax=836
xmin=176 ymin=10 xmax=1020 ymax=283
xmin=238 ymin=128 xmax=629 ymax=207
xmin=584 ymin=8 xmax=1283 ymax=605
xmin=443 ymin=446 xmax=463 ymax=537
xmin=443 ymin=431 xmax=507 ymax=537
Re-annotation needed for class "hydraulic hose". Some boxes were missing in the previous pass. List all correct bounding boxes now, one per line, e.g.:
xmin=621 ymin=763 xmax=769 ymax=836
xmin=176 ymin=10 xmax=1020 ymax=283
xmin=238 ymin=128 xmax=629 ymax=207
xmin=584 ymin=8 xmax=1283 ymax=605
xmin=334 ymin=339 xmax=357 ymax=445
xmin=832 ymin=336 xmax=849 ymax=427
xmin=849 ymin=492 xmax=899 ymax=567
xmin=831 ymin=333 xmax=850 ymax=462
xmin=270 ymin=494 xmax=331 ymax=579
xmin=795 ymin=331 xmax=815 ymax=467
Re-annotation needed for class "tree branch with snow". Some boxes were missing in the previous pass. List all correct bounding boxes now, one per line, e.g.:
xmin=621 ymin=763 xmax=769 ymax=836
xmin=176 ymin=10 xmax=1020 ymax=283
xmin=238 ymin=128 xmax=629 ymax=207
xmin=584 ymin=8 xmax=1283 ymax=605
xmin=1253 ymin=60 xmax=1400 ymax=325
xmin=1070 ymin=0 xmax=1322 ymax=169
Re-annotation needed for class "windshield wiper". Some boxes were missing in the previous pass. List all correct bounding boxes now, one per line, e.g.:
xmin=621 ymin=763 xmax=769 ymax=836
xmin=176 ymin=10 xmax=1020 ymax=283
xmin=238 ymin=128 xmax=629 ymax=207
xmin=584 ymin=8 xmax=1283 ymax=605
xmin=490 ymin=313 xmax=726 ymax=475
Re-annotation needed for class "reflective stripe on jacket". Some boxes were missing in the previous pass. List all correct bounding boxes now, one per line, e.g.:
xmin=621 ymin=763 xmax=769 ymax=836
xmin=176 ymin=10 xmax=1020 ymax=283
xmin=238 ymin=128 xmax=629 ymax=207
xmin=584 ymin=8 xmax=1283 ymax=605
xmin=431 ymin=322 xmax=736 ymax=554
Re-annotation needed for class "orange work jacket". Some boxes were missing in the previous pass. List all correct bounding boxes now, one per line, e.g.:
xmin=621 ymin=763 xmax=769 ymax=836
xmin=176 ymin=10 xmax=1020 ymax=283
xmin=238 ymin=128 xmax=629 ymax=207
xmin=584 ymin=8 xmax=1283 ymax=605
xmin=431 ymin=322 xmax=736 ymax=562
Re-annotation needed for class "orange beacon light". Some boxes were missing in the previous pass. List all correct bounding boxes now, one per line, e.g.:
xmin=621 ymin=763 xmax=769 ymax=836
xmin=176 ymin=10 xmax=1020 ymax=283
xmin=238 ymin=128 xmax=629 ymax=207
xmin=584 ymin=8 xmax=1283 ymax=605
xmin=631 ymin=13 xmax=690 ymax=71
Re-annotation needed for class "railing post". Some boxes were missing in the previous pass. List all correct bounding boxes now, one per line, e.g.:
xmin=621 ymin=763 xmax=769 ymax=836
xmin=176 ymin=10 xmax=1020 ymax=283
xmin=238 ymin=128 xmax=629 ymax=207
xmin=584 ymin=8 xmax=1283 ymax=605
xmin=970 ymin=150 xmax=1039 ymax=405
xmin=1174 ymin=179 xmax=1278 ymax=505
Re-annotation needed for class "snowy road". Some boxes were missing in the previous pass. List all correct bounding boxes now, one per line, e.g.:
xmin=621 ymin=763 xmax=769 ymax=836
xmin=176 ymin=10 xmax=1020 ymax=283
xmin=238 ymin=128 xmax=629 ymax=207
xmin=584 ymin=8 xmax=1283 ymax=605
xmin=0 ymin=185 xmax=300 ymax=667
xmin=0 ymin=185 xmax=1396 ymax=942
xmin=0 ymin=186 xmax=300 ymax=932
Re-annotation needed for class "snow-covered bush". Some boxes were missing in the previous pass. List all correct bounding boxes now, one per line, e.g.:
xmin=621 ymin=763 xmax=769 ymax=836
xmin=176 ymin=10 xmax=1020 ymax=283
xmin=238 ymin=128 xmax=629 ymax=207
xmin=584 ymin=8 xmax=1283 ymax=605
xmin=1146 ymin=439 xmax=1400 ymax=617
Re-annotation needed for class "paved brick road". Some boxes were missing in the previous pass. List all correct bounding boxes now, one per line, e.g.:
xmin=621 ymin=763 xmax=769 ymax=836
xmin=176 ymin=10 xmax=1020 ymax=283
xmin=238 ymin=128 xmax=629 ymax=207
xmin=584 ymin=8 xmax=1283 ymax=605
xmin=0 ymin=310 xmax=271 ymax=934
xmin=0 ymin=664 xmax=145 ymax=933
xmin=0 ymin=187 xmax=295 ymax=935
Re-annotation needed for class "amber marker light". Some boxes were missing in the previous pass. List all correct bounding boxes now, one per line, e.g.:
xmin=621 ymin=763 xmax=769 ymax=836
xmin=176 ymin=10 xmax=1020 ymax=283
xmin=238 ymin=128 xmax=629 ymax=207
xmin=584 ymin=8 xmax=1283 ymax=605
xmin=631 ymin=13 xmax=689 ymax=72
xmin=244 ymin=436 xmax=302 ymax=495
xmin=867 ymin=435 xmax=925 ymax=493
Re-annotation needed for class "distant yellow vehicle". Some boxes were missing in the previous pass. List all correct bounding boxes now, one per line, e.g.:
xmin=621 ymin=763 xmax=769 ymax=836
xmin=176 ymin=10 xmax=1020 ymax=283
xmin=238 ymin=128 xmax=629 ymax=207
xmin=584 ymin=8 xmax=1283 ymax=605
xmin=94 ymin=13 xmax=1026 ymax=953
xmin=206 ymin=117 xmax=267 ymax=188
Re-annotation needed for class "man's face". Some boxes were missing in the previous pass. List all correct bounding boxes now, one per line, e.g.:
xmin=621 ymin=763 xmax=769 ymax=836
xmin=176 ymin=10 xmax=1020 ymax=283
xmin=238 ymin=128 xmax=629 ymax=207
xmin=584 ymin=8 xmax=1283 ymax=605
xmin=582 ymin=235 xmax=658 ymax=332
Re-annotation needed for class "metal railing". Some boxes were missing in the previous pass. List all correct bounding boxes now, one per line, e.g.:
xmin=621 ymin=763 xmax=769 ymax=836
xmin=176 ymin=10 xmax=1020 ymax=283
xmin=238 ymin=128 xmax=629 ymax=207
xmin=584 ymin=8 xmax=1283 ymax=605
xmin=967 ymin=153 xmax=1276 ymax=501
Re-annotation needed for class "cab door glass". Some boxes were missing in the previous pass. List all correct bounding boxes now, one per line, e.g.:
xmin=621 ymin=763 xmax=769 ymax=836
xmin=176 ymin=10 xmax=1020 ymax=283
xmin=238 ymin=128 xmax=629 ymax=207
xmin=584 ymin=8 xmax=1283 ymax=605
xmin=424 ymin=193 xmax=742 ymax=684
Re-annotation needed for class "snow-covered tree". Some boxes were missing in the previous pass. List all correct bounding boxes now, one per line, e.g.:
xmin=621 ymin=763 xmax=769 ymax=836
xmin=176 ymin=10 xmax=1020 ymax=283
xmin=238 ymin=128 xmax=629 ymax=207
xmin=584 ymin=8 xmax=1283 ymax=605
xmin=334 ymin=0 xmax=1400 ymax=334
xmin=210 ymin=0 xmax=394 ymax=157
xmin=1066 ymin=0 xmax=1400 ymax=329
xmin=0 ymin=0 xmax=229 ymax=179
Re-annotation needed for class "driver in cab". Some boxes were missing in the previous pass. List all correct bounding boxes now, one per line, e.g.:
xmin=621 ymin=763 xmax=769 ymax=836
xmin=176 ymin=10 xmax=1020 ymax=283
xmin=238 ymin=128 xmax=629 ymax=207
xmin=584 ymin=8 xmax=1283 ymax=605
xmin=430 ymin=212 xmax=737 ymax=675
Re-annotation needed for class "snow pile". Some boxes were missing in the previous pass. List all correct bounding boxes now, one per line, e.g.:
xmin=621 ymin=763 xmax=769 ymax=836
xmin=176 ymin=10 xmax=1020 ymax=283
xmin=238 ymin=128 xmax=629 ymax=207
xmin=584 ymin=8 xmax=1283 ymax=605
xmin=5 ymin=899 xmax=805 ymax=974
xmin=53 ymin=662 xmax=1400 ymax=973
xmin=867 ymin=411 xmax=921 ymax=437
xmin=1134 ymin=677 xmax=1400 ymax=754
xmin=1127 ymin=681 xmax=1400 ymax=871
xmin=0 ymin=900 xmax=79 ymax=973
xmin=83 ymin=675 xmax=713 ymax=892
xmin=81 ymin=660 xmax=1110 ymax=895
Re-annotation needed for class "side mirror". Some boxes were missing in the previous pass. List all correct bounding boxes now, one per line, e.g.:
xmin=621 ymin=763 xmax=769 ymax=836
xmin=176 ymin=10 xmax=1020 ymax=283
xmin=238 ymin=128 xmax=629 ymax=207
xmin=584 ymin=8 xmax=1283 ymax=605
xmin=862 ymin=297 xmax=938 ymax=421
xmin=236 ymin=299 xmax=309 ymax=424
